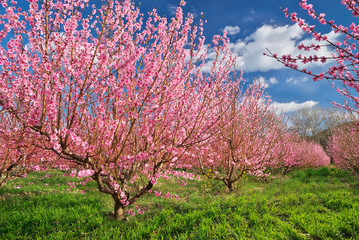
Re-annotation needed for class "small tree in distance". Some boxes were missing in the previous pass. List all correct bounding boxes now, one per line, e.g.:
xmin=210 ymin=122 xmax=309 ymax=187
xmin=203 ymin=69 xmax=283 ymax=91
xmin=289 ymin=106 xmax=333 ymax=139
xmin=288 ymin=105 xmax=349 ymax=150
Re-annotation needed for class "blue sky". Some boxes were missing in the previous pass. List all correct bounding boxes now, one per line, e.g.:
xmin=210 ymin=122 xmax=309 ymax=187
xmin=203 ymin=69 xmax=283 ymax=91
xmin=134 ymin=0 xmax=353 ymax=113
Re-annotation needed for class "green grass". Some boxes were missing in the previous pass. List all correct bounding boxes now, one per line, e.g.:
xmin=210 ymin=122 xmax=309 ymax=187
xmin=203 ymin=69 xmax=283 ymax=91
xmin=1 ymin=167 xmax=359 ymax=239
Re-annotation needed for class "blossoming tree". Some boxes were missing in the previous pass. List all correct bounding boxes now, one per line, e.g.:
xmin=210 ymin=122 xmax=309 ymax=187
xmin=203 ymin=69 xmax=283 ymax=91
xmin=273 ymin=131 xmax=331 ymax=175
xmin=194 ymin=83 xmax=288 ymax=191
xmin=0 ymin=0 xmax=242 ymax=219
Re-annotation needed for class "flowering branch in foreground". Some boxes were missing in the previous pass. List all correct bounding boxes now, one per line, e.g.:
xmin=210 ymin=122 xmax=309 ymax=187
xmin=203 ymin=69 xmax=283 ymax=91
xmin=265 ymin=0 xmax=359 ymax=113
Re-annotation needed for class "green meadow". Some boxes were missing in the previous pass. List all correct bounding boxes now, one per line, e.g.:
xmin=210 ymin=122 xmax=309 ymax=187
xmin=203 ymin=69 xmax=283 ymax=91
xmin=1 ymin=167 xmax=358 ymax=239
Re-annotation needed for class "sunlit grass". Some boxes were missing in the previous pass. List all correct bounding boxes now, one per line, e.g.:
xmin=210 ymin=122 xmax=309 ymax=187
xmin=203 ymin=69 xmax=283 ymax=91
xmin=1 ymin=167 xmax=358 ymax=239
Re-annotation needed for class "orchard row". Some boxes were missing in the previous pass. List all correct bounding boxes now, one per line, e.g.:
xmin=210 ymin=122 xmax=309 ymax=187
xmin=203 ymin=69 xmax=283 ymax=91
xmin=0 ymin=0 xmax=358 ymax=220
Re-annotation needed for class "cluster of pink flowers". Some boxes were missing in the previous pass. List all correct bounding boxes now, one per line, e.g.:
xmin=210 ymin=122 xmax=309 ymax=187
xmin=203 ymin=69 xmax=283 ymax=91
xmin=77 ymin=169 xmax=95 ymax=179
xmin=151 ymin=190 xmax=180 ymax=200
xmin=128 ymin=207 xmax=145 ymax=217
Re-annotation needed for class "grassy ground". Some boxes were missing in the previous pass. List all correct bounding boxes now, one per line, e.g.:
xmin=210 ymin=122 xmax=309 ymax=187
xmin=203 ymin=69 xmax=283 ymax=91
xmin=0 ymin=167 xmax=359 ymax=239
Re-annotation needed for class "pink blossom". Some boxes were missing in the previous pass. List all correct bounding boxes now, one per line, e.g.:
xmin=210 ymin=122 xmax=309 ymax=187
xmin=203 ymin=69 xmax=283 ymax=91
xmin=77 ymin=169 xmax=94 ymax=178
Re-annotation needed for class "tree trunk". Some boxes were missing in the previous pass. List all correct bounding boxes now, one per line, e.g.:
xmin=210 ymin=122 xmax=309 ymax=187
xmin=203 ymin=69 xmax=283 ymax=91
xmin=114 ymin=199 xmax=126 ymax=220
xmin=228 ymin=181 xmax=234 ymax=192
xmin=283 ymin=166 xmax=290 ymax=175
xmin=223 ymin=179 xmax=234 ymax=192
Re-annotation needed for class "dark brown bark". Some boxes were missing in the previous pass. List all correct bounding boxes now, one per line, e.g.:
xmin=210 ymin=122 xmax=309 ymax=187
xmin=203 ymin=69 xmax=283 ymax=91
xmin=223 ymin=179 xmax=235 ymax=192
xmin=113 ymin=199 xmax=125 ymax=220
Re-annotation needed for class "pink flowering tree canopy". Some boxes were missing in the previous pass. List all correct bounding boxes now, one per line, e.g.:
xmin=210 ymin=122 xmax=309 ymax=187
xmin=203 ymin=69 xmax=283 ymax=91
xmin=265 ymin=0 xmax=359 ymax=113
xmin=194 ymin=83 xmax=288 ymax=191
xmin=328 ymin=122 xmax=359 ymax=173
xmin=0 ymin=0 xmax=243 ymax=219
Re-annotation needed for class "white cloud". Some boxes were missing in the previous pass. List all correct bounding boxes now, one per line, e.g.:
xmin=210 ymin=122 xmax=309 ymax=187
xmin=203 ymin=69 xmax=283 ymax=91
xmin=224 ymin=24 xmax=339 ymax=72
xmin=271 ymin=100 xmax=318 ymax=114
xmin=200 ymin=23 xmax=339 ymax=74
xmin=254 ymin=76 xmax=278 ymax=89
xmin=285 ymin=76 xmax=309 ymax=84
xmin=269 ymin=77 xmax=278 ymax=84
xmin=256 ymin=76 xmax=269 ymax=88
xmin=223 ymin=26 xmax=240 ymax=36
xmin=227 ymin=24 xmax=303 ymax=72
